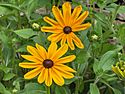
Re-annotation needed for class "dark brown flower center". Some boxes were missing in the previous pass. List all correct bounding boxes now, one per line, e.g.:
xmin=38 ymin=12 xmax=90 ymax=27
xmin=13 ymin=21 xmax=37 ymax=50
xmin=63 ymin=26 xmax=72 ymax=34
xmin=43 ymin=59 xmax=54 ymax=68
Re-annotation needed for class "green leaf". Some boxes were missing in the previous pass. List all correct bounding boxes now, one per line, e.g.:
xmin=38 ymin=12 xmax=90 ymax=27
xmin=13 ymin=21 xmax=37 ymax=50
xmin=0 ymin=6 xmax=11 ymax=15
xmin=0 ymin=31 xmax=15 ymax=65
xmin=0 ymin=82 xmax=5 ymax=94
xmin=0 ymin=65 xmax=11 ymax=73
xmin=113 ymin=88 xmax=122 ymax=94
xmin=18 ymin=83 xmax=46 ymax=94
xmin=55 ymin=86 xmax=71 ymax=94
xmin=0 ymin=82 xmax=11 ymax=94
xmin=94 ymin=50 xmax=117 ymax=74
xmin=65 ymin=76 xmax=82 ymax=85
xmin=0 ymin=3 xmax=21 ymax=11
xmin=75 ymin=50 xmax=91 ymax=64
xmin=14 ymin=28 xmax=37 ymax=39
xmin=3 ymin=73 xmax=15 ymax=81
xmin=99 ymin=51 xmax=116 ymax=71
xmin=90 ymin=83 xmax=100 ymax=94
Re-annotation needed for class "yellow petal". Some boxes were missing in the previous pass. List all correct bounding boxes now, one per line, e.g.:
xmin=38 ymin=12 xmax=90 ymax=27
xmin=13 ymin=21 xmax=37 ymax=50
xmin=19 ymin=62 xmax=41 ymax=68
xmin=38 ymin=68 xmax=46 ymax=84
xmin=62 ymin=2 xmax=71 ymax=25
xmin=52 ymin=44 xmax=68 ymax=61
xmin=21 ymin=55 xmax=43 ymax=63
xmin=71 ymin=5 xmax=82 ymax=25
xmin=67 ymin=35 xmax=75 ymax=50
xmin=55 ymin=55 xmax=76 ymax=64
xmin=72 ymin=23 xmax=91 ymax=32
xmin=45 ymin=68 xmax=52 ymax=86
xmin=112 ymin=66 xmax=124 ymax=77
xmin=41 ymin=26 xmax=62 ymax=33
xmin=47 ymin=33 xmax=63 ymax=42
xmin=43 ymin=16 xmax=60 ymax=26
xmin=27 ymin=46 xmax=41 ymax=58
xmin=71 ymin=33 xmax=84 ymax=49
xmin=52 ymin=67 xmax=64 ymax=86
xmin=36 ymin=43 xmax=47 ymax=60
xmin=54 ymin=66 xmax=74 ymax=79
xmin=55 ymin=64 xmax=76 ymax=73
xmin=117 ymin=67 xmax=125 ymax=77
xmin=123 ymin=70 xmax=125 ymax=78
xmin=48 ymin=42 xmax=57 ymax=59
xmin=24 ymin=67 xmax=42 ymax=79
xmin=73 ymin=11 xmax=89 ymax=26
xmin=52 ymin=6 xmax=65 ymax=27
xmin=112 ymin=66 xmax=120 ymax=75
xmin=61 ymin=34 xmax=67 ymax=46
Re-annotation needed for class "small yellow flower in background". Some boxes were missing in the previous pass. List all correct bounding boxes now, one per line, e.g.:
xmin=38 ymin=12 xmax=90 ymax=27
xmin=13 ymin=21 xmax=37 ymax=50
xmin=19 ymin=43 xmax=76 ymax=86
xmin=32 ymin=23 xmax=40 ymax=29
xmin=112 ymin=61 xmax=125 ymax=78
xmin=41 ymin=2 xmax=91 ymax=50
xmin=91 ymin=34 xmax=98 ymax=40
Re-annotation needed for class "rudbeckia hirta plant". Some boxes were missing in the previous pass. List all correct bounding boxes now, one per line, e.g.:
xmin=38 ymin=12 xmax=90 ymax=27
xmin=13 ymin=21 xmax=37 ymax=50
xmin=19 ymin=43 xmax=76 ymax=86
xmin=112 ymin=61 xmax=125 ymax=78
xmin=41 ymin=2 xmax=91 ymax=50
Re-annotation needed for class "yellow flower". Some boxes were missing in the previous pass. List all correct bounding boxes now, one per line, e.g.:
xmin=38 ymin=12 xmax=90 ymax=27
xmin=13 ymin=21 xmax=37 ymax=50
xmin=41 ymin=2 xmax=91 ymax=50
xmin=19 ymin=43 xmax=76 ymax=86
xmin=112 ymin=61 xmax=125 ymax=78
xmin=32 ymin=23 xmax=40 ymax=29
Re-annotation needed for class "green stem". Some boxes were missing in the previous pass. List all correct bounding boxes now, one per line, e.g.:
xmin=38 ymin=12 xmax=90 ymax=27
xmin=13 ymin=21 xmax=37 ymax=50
xmin=75 ymin=80 xmax=79 ymax=94
xmin=47 ymin=86 xmax=50 ymax=94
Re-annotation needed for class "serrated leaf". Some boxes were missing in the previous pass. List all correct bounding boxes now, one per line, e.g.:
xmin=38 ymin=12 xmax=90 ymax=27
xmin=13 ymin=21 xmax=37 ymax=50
xmin=14 ymin=28 xmax=37 ymax=39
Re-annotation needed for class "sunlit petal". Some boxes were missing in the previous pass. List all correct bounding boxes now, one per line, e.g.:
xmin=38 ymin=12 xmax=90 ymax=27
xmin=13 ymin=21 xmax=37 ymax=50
xmin=21 ymin=55 xmax=43 ymax=63
xmin=72 ymin=11 xmax=89 ymax=26
xmin=38 ymin=68 xmax=46 ymax=84
xmin=54 ymin=66 xmax=75 ymax=79
xmin=24 ymin=67 xmax=42 ymax=79
xmin=71 ymin=33 xmax=84 ymax=49
xmin=55 ymin=55 xmax=76 ymax=64
xmin=45 ymin=68 xmax=52 ymax=86
xmin=71 ymin=5 xmax=82 ymax=25
xmin=27 ymin=46 xmax=41 ymax=58
xmin=52 ymin=44 xmax=68 ymax=60
xmin=55 ymin=64 xmax=76 ymax=72
xmin=41 ymin=26 xmax=62 ymax=33
xmin=62 ymin=2 xmax=71 ymax=25
xmin=48 ymin=42 xmax=57 ymax=59
xmin=47 ymin=33 xmax=64 ymax=42
xmin=72 ymin=23 xmax=91 ymax=32
xmin=43 ymin=16 xmax=60 ymax=27
xmin=52 ymin=6 xmax=65 ymax=27
xmin=67 ymin=35 xmax=75 ymax=50
xmin=61 ymin=34 xmax=67 ymax=46
xmin=36 ymin=43 xmax=47 ymax=60
xmin=52 ymin=67 xmax=64 ymax=86
xmin=19 ymin=62 xmax=41 ymax=68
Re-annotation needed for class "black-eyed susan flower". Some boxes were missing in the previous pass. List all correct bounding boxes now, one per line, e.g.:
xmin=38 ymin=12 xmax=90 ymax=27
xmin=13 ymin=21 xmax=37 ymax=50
xmin=19 ymin=43 xmax=76 ymax=86
xmin=41 ymin=2 xmax=91 ymax=50
xmin=112 ymin=61 xmax=125 ymax=78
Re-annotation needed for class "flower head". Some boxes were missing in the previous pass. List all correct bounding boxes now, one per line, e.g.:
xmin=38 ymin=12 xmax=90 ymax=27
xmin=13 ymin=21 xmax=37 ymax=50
xmin=41 ymin=2 xmax=91 ymax=50
xmin=19 ymin=43 xmax=76 ymax=86
xmin=32 ymin=23 xmax=40 ymax=29
xmin=112 ymin=61 xmax=125 ymax=78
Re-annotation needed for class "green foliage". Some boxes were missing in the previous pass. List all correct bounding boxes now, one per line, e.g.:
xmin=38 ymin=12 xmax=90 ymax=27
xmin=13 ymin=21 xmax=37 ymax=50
xmin=0 ymin=0 xmax=125 ymax=94
xmin=90 ymin=83 xmax=100 ymax=94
